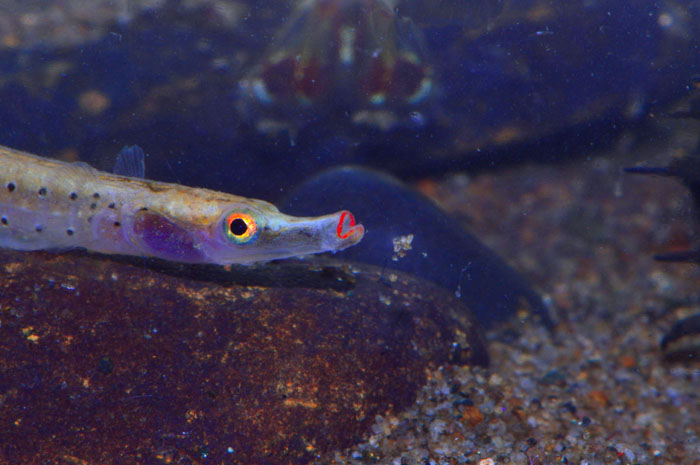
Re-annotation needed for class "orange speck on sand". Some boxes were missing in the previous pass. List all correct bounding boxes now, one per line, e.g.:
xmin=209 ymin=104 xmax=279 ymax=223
xmin=619 ymin=355 xmax=636 ymax=368
xmin=588 ymin=390 xmax=610 ymax=407
xmin=461 ymin=405 xmax=484 ymax=427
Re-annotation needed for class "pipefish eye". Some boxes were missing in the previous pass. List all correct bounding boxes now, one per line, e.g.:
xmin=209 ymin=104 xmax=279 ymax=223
xmin=223 ymin=212 xmax=258 ymax=244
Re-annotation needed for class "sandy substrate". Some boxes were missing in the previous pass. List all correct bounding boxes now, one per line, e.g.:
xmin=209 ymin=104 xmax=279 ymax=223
xmin=324 ymin=127 xmax=700 ymax=465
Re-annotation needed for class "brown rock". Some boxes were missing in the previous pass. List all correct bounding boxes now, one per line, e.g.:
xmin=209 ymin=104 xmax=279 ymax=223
xmin=0 ymin=250 xmax=487 ymax=464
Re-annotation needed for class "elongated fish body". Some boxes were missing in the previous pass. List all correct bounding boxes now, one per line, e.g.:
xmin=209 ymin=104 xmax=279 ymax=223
xmin=0 ymin=145 xmax=364 ymax=264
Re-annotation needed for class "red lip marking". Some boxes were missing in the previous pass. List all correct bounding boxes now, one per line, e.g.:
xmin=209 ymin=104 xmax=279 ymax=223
xmin=337 ymin=211 xmax=361 ymax=239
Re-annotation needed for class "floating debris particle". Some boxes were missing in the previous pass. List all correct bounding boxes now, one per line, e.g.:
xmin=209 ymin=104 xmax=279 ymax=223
xmin=392 ymin=234 xmax=414 ymax=261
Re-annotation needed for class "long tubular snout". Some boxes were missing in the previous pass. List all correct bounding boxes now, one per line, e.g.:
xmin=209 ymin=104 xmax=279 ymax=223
xmin=278 ymin=209 xmax=364 ymax=255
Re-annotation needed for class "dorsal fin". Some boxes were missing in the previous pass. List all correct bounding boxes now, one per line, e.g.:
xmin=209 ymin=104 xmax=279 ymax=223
xmin=113 ymin=145 xmax=146 ymax=178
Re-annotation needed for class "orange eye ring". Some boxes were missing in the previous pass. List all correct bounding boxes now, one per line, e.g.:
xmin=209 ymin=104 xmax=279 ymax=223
xmin=223 ymin=212 xmax=258 ymax=244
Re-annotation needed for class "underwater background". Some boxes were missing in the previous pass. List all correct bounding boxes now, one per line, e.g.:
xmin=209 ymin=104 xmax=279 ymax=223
xmin=0 ymin=0 xmax=699 ymax=464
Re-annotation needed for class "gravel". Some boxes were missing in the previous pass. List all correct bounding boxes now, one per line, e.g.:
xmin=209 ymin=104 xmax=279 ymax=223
xmin=322 ymin=127 xmax=700 ymax=465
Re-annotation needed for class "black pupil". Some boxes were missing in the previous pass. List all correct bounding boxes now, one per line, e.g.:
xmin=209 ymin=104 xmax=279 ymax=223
xmin=230 ymin=218 xmax=248 ymax=236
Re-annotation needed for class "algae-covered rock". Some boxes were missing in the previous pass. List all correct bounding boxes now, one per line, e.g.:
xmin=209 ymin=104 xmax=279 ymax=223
xmin=0 ymin=250 xmax=486 ymax=464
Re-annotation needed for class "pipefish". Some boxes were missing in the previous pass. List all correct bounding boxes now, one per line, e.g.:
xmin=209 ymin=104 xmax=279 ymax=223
xmin=0 ymin=145 xmax=364 ymax=264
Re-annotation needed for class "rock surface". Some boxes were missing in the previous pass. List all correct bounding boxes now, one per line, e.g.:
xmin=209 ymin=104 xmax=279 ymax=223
xmin=0 ymin=250 xmax=487 ymax=464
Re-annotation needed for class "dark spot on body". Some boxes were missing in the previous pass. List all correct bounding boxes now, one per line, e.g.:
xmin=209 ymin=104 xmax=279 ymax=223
xmin=114 ymin=221 xmax=121 ymax=227
xmin=35 ymin=225 xmax=43 ymax=232
xmin=93 ymin=193 xmax=100 ymax=199
xmin=7 ymin=182 xmax=16 ymax=193
xmin=69 ymin=192 xmax=78 ymax=200
xmin=1 ymin=216 xmax=7 ymax=225
xmin=90 ymin=203 xmax=97 ymax=210
xmin=38 ymin=187 xmax=47 ymax=197
xmin=108 ymin=203 xmax=116 ymax=209
xmin=66 ymin=228 xmax=74 ymax=236
xmin=87 ymin=216 xmax=94 ymax=223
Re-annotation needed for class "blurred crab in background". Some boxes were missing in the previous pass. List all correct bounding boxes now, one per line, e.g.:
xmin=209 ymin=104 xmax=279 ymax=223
xmin=237 ymin=0 xmax=438 ymax=137
xmin=1 ymin=0 xmax=699 ymax=193
xmin=233 ymin=0 xmax=700 ymax=171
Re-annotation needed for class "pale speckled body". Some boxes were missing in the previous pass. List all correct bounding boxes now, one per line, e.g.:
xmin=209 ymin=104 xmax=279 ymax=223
xmin=0 ymin=145 xmax=364 ymax=264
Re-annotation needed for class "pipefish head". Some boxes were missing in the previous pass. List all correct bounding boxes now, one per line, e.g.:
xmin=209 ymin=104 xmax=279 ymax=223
xmin=203 ymin=202 xmax=364 ymax=265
